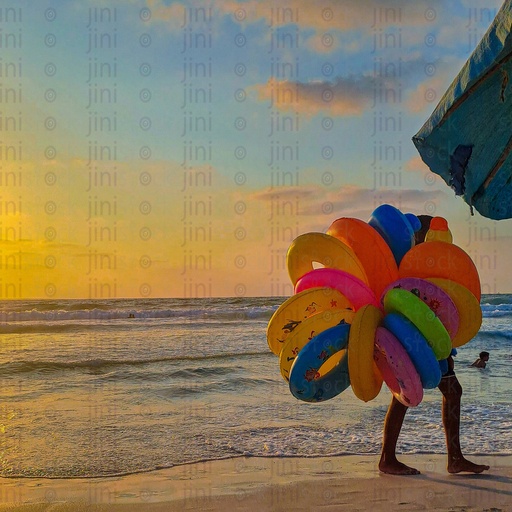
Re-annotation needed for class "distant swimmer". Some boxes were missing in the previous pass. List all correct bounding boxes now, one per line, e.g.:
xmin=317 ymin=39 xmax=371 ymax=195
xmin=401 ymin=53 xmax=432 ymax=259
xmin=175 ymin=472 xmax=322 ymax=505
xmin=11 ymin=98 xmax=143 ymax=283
xmin=471 ymin=351 xmax=490 ymax=368
xmin=128 ymin=313 xmax=135 ymax=318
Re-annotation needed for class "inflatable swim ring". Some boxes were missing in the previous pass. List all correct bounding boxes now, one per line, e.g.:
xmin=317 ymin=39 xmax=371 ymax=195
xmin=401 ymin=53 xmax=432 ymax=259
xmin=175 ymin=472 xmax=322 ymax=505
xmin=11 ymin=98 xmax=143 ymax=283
xmin=289 ymin=322 xmax=351 ymax=402
xmin=286 ymin=232 xmax=368 ymax=286
xmin=374 ymin=326 xmax=423 ymax=407
xmin=266 ymin=287 xmax=353 ymax=355
xmin=368 ymin=205 xmax=420 ymax=265
xmin=279 ymin=309 xmax=354 ymax=381
xmin=383 ymin=313 xmax=442 ymax=389
xmin=380 ymin=277 xmax=460 ymax=339
xmin=295 ymin=268 xmax=379 ymax=310
xmin=348 ymin=304 xmax=384 ymax=401
xmin=426 ymin=278 xmax=482 ymax=347
xmin=326 ymin=217 xmax=399 ymax=298
xmin=383 ymin=288 xmax=452 ymax=360
xmin=399 ymin=240 xmax=481 ymax=301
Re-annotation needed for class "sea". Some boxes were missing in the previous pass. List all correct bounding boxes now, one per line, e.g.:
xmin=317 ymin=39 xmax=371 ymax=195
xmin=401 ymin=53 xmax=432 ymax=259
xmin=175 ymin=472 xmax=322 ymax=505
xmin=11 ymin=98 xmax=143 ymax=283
xmin=0 ymin=295 xmax=510 ymax=479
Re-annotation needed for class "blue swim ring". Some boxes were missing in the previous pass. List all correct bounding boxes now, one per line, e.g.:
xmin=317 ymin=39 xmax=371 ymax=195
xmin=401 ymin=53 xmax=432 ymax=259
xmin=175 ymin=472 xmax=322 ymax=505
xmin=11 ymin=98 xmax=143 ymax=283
xmin=368 ymin=204 xmax=418 ymax=265
xmin=383 ymin=313 xmax=442 ymax=389
xmin=288 ymin=322 xmax=350 ymax=402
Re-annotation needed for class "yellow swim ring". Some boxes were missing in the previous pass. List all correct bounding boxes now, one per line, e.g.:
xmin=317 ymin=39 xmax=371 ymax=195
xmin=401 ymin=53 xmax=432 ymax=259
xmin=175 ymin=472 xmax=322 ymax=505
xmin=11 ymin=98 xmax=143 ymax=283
xmin=286 ymin=232 xmax=368 ymax=287
xmin=348 ymin=304 xmax=384 ymax=402
xmin=267 ymin=287 xmax=353 ymax=355
xmin=279 ymin=309 xmax=354 ymax=382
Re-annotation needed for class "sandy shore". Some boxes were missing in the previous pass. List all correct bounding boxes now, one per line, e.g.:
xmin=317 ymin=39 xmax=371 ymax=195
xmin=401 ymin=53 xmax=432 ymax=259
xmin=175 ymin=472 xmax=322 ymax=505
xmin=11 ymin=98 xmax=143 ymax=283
xmin=0 ymin=454 xmax=510 ymax=511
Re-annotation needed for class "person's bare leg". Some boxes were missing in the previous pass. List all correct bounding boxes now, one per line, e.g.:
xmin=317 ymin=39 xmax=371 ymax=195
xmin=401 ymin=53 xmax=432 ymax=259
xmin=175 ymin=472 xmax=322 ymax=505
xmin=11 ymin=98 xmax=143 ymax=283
xmin=438 ymin=375 xmax=490 ymax=474
xmin=379 ymin=396 xmax=420 ymax=475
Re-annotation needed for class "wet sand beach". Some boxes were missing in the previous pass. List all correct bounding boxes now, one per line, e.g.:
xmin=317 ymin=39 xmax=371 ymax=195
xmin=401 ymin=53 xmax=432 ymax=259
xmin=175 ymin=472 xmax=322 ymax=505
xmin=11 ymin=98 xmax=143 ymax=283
xmin=1 ymin=454 xmax=510 ymax=512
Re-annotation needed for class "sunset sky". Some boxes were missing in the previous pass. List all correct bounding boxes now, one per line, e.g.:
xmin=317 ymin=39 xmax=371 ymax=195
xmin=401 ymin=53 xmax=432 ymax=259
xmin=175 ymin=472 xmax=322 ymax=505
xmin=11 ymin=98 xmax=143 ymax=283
xmin=1 ymin=0 xmax=511 ymax=299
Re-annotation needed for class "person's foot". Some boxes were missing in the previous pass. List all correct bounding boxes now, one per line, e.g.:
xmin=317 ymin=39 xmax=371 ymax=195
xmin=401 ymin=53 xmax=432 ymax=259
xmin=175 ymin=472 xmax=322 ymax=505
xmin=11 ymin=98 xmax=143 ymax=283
xmin=379 ymin=456 xmax=420 ymax=475
xmin=447 ymin=456 xmax=490 ymax=474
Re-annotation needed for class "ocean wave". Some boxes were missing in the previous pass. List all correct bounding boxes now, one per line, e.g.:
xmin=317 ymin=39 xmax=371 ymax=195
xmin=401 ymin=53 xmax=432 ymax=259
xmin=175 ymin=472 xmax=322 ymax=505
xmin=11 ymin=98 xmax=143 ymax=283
xmin=2 ymin=295 xmax=511 ymax=324
xmin=0 ymin=351 xmax=271 ymax=376
xmin=0 ymin=305 xmax=275 ymax=325
xmin=481 ymin=302 xmax=512 ymax=318
xmin=477 ymin=329 xmax=512 ymax=341
xmin=481 ymin=293 xmax=512 ymax=305
xmin=158 ymin=376 xmax=266 ymax=398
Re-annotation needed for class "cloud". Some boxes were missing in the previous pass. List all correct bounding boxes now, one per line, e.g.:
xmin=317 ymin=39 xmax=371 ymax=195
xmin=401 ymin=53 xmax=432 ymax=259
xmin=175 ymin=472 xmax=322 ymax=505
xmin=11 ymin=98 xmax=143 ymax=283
xmin=319 ymin=185 xmax=447 ymax=218
xmin=459 ymin=0 xmax=502 ymax=12
xmin=404 ymin=156 xmax=450 ymax=192
xmin=406 ymin=75 xmax=450 ymax=113
xmin=251 ymin=186 xmax=315 ymax=202
xmin=253 ymin=182 xmax=446 ymax=221
xmin=251 ymin=51 xmax=471 ymax=117
xmin=399 ymin=51 xmax=474 ymax=115
xmin=304 ymin=32 xmax=341 ymax=54
xmin=145 ymin=0 xmax=189 ymax=30
xmin=146 ymin=0 xmax=449 ymax=32
xmin=252 ymin=76 xmax=376 ymax=116
xmin=405 ymin=156 xmax=429 ymax=173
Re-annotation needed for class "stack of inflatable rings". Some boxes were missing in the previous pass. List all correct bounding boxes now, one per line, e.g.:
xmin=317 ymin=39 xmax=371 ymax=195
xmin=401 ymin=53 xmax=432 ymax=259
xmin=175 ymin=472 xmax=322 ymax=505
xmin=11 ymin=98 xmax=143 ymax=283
xmin=266 ymin=204 xmax=482 ymax=406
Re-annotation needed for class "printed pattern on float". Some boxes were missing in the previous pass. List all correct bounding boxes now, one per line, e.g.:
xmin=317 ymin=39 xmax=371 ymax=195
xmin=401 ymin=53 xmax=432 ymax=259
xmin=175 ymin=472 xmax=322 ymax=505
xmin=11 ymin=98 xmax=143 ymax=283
xmin=266 ymin=287 xmax=353 ymax=355
xmin=279 ymin=308 xmax=354 ymax=381
xmin=288 ymin=322 xmax=351 ymax=403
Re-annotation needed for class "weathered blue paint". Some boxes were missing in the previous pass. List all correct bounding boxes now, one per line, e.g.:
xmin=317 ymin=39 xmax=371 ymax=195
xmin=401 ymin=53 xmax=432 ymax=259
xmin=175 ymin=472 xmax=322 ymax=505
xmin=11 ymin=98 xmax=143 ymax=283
xmin=413 ymin=0 xmax=512 ymax=220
